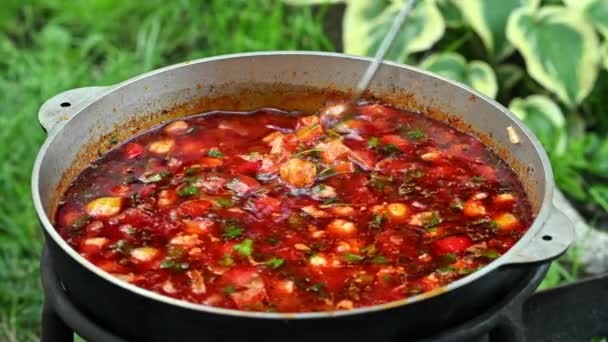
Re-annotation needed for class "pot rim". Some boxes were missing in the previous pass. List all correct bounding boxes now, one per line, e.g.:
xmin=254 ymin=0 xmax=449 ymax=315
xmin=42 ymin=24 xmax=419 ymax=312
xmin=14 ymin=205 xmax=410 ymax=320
xmin=32 ymin=51 xmax=555 ymax=320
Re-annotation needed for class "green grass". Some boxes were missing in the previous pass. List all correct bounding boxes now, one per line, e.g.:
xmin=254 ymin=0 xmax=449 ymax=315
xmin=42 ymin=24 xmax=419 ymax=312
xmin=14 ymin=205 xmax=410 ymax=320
xmin=0 ymin=1 xmax=331 ymax=340
xmin=0 ymin=1 xmax=587 ymax=340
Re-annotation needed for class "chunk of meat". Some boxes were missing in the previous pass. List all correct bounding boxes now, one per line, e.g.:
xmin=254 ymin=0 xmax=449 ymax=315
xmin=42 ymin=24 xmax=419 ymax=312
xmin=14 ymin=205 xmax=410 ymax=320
xmin=280 ymin=158 xmax=317 ymax=188
xmin=219 ymin=268 xmax=267 ymax=309
xmin=226 ymin=175 xmax=261 ymax=196
xmin=348 ymin=149 xmax=376 ymax=170
xmin=318 ymin=139 xmax=350 ymax=164
xmin=164 ymin=120 xmax=189 ymax=135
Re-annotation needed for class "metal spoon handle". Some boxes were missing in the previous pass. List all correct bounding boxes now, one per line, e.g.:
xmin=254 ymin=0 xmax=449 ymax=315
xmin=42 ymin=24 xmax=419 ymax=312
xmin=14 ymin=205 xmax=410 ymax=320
xmin=352 ymin=0 xmax=417 ymax=102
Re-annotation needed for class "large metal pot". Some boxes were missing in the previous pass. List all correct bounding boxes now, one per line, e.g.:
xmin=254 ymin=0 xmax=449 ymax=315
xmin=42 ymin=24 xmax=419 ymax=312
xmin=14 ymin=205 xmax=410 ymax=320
xmin=32 ymin=52 xmax=574 ymax=341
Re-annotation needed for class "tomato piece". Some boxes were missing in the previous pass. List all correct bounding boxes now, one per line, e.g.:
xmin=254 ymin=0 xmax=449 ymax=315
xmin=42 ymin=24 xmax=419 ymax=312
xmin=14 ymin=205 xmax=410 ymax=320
xmin=233 ymin=161 xmax=261 ymax=174
xmin=432 ymin=236 xmax=473 ymax=255
xmin=380 ymin=134 xmax=411 ymax=152
xmin=124 ymin=143 xmax=145 ymax=159
xmin=177 ymin=200 xmax=213 ymax=217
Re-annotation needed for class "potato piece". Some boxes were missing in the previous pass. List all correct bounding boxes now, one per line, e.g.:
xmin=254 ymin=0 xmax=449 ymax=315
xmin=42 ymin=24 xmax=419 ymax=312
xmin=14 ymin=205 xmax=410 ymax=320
xmin=164 ymin=120 xmax=189 ymax=135
xmin=318 ymin=139 xmax=350 ymax=164
xmin=336 ymin=300 xmax=354 ymax=310
xmin=327 ymin=219 xmax=357 ymax=237
xmin=301 ymin=205 xmax=329 ymax=218
xmin=85 ymin=197 xmax=123 ymax=218
xmin=420 ymin=151 xmax=441 ymax=162
xmin=148 ymin=139 xmax=175 ymax=155
xmin=386 ymin=203 xmax=410 ymax=221
xmin=130 ymin=247 xmax=159 ymax=262
xmin=83 ymin=237 xmax=109 ymax=248
xmin=280 ymin=158 xmax=317 ymax=187
xmin=494 ymin=193 xmax=516 ymax=204
xmin=463 ymin=199 xmax=486 ymax=217
xmin=494 ymin=213 xmax=519 ymax=231
xmin=309 ymin=254 xmax=328 ymax=267
xmin=170 ymin=234 xmax=201 ymax=248
xmin=331 ymin=206 xmax=356 ymax=217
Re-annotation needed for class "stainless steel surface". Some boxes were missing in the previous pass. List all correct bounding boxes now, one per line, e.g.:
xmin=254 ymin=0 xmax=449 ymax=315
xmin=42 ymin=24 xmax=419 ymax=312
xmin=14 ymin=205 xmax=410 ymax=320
xmin=352 ymin=0 xmax=416 ymax=102
xmin=32 ymin=51 xmax=574 ymax=319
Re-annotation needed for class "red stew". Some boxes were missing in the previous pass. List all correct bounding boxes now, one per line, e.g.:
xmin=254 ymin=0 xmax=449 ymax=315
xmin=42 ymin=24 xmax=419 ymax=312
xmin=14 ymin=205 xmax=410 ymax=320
xmin=55 ymin=101 xmax=533 ymax=312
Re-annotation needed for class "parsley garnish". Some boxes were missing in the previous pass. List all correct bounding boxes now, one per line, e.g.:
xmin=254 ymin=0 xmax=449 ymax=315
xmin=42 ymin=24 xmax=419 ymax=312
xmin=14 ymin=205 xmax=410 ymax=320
xmin=224 ymin=284 xmax=235 ymax=295
xmin=482 ymin=249 xmax=501 ymax=259
xmin=307 ymin=282 xmax=327 ymax=297
xmin=265 ymin=257 xmax=285 ymax=269
xmin=110 ymin=240 xmax=131 ymax=255
xmin=370 ymin=172 xmax=392 ymax=190
xmin=160 ymin=260 xmax=189 ymax=271
xmin=208 ymin=148 xmax=224 ymax=158
xmin=426 ymin=211 xmax=442 ymax=228
xmin=219 ymin=253 xmax=234 ymax=266
xmin=233 ymin=239 xmax=253 ymax=256
xmin=342 ymin=253 xmax=365 ymax=263
xmin=317 ymin=167 xmax=336 ymax=179
xmin=367 ymin=136 xmax=379 ymax=148
xmin=140 ymin=170 xmax=171 ymax=183
xmin=371 ymin=255 xmax=389 ymax=264
xmin=70 ymin=214 xmax=90 ymax=230
xmin=222 ymin=222 xmax=244 ymax=240
xmin=369 ymin=213 xmax=385 ymax=229
xmin=177 ymin=185 xmax=199 ymax=197
xmin=215 ymin=198 xmax=233 ymax=208
xmin=380 ymin=143 xmax=401 ymax=156
xmin=407 ymin=130 xmax=425 ymax=139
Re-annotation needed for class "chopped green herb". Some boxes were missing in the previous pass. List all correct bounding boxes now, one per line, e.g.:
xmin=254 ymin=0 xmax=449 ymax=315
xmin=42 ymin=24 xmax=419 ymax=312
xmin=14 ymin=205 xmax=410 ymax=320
xmin=317 ymin=167 xmax=336 ymax=179
xmin=110 ymin=240 xmax=131 ymax=255
xmin=223 ymin=284 xmax=235 ymax=295
xmin=426 ymin=211 xmax=442 ymax=228
xmin=407 ymin=130 xmax=425 ymax=139
xmin=140 ymin=170 xmax=171 ymax=183
xmin=222 ymin=223 xmax=244 ymax=240
xmin=322 ymin=197 xmax=339 ymax=205
xmin=367 ymin=136 xmax=379 ymax=148
xmin=307 ymin=282 xmax=326 ymax=294
xmin=443 ymin=253 xmax=457 ymax=264
xmin=215 ymin=198 xmax=233 ymax=208
xmin=265 ymin=236 xmax=280 ymax=245
xmin=183 ymin=176 xmax=202 ymax=184
xmin=471 ymin=175 xmax=485 ymax=183
xmin=233 ymin=239 xmax=254 ymax=256
xmin=451 ymin=198 xmax=464 ymax=210
xmin=408 ymin=169 xmax=425 ymax=179
xmin=371 ymin=255 xmax=389 ymax=264
xmin=370 ymin=172 xmax=392 ymax=190
xmin=208 ymin=148 xmax=224 ymax=158
xmin=185 ymin=166 xmax=200 ymax=175
xmin=219 ymin=253 xmax=234 ymax=266
xmin=160 ymin=259 xmax=189 ymax=271
xmin=369 ymin=213 xmax=385 ymax=229
xmin=398 ymin=183 xmax=414 ymax=195
xmin=70 ymin=215 xmax=90 ymax=230
xmin=265 ymin=257 xmax=285 ymax=269
xmin=109 ymin=135 xmax=118 ymax=144
xmin=482 ymin=249 xmax=501 ymax=259
xmin=361 ymin=244 xmax=377 ymax=256
xmin=295 ymin=148 xmax=321 ymax=158
xmin=439 ymin=265 xmax=456 ymax=273
xmin=177 ymin=185 xmax=200 ymax=197
xmin=342 ymin=253 xmax=365 ymax=263
xmin=489 ymin=220 xmax=499 ymax=229
xmin=381 ymin=143 xmax=401 ymax=156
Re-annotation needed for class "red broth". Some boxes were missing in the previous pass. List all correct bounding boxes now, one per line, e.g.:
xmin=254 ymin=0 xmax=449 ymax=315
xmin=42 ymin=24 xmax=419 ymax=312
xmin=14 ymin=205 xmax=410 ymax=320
xmin=54 ymin=101 xmax=533 ymax=312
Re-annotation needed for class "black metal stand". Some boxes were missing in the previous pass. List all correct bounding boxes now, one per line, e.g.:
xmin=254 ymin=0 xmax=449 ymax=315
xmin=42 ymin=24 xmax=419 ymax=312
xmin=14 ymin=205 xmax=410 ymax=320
xmin=40 ymin=243 xmax=608 ymax=342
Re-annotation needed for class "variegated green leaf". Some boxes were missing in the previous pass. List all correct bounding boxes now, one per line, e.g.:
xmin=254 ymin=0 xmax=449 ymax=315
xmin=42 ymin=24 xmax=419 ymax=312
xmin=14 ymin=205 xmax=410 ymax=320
xmin=282 ymin=0 xmax=345 ymax=5
xmin=496 ymin=64 xmax=525 ymax=91
xmin=437 ymin=0 xmax=464 ymax=28
xmin=456 ymin=0 xmax=539 ymax=60
xmin=506 ymin=6 xmax=601 ymax=107
xmin=420 ymin=52 xmax=497 ymax=98
xmin=509 ymin=95 xmax=567 ymax=155
xmin=343 ymin=0 xmax=445 ymax=62
xmin=564 ymin=0 xmax=608 ymax=39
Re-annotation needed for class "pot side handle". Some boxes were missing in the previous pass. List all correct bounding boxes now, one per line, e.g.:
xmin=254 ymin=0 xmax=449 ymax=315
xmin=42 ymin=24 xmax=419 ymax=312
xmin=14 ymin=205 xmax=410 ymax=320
xmin=501 ymin=206 xmax=575 ymax=266
xmin=38 ymin=86 xmax=110 ymax=133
